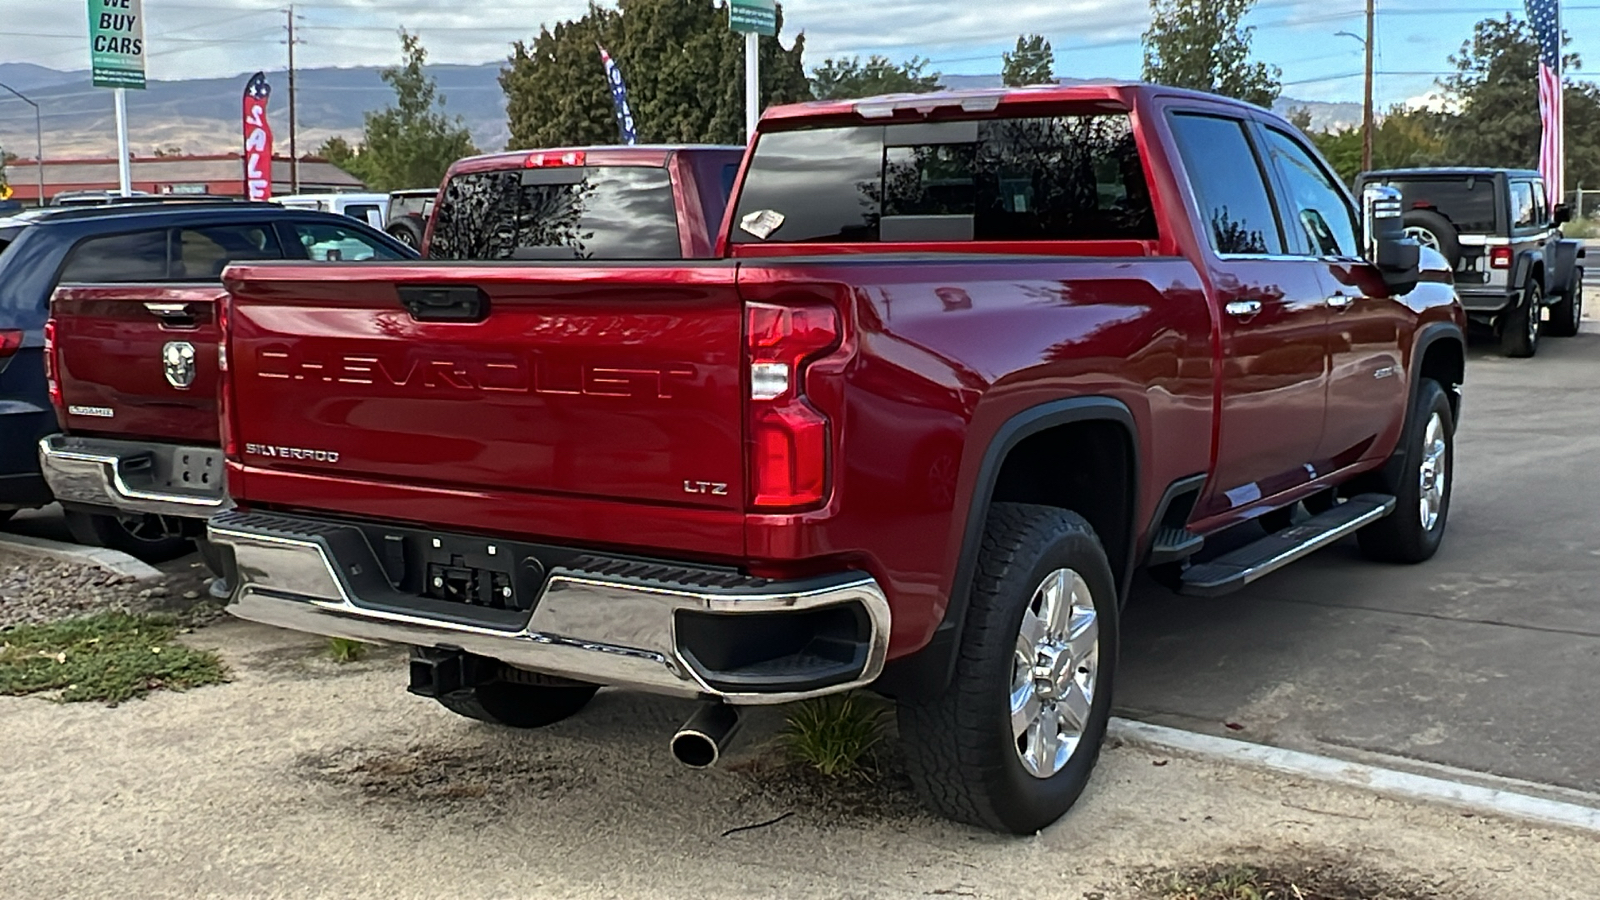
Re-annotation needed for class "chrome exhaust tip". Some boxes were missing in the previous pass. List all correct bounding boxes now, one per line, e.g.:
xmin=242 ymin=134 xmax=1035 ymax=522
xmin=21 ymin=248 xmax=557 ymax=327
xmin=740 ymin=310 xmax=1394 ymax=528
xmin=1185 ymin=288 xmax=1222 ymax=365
xmin=671 ymin=702 xmax=743 ymax=769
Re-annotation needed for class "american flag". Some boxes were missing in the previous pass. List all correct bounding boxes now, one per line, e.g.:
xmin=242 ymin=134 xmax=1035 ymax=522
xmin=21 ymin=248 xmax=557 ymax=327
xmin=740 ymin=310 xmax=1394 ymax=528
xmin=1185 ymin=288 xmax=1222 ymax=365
xmin=1526 ymin=0 xmax=1563 ymax=206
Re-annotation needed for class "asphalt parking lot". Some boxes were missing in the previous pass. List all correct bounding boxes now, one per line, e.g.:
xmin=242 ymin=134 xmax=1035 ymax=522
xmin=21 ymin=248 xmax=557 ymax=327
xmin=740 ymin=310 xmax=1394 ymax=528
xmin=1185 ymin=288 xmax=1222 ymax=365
xmin=1119 ymin=322 xmax=1600 ymax=797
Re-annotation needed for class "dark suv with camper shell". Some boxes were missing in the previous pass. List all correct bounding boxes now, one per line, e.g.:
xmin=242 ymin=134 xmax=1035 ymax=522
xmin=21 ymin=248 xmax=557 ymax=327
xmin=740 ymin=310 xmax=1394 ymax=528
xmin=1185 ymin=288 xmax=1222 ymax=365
xmin=1357 ymin=168 xmax=1585 ymax=357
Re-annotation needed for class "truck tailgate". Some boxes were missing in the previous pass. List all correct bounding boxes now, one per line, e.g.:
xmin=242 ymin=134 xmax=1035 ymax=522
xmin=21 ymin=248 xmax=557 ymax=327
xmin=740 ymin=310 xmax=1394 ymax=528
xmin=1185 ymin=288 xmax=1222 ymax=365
xmin=50 ymin=285 xmax=224 ymax=443
xmin=223 ymin=263 xmax=746 ymax=512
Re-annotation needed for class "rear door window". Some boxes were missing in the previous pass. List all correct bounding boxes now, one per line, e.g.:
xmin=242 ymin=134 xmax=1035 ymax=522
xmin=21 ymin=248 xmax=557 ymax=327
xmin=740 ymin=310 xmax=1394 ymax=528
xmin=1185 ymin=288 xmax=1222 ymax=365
xmin=59 ymin=229 xmax=169 ymax=282
xmin=172 ymin=224 xmax=282 ymax=280
xmin=731 ymin=113 xmax=1157 ymax=244
xmin=281 ymin=221 xmax=405 ymax=261
xmin=429 ymin=166 xmax=682 ymax=261
xmin=1166 ymin=114 xmax=1284 ymax=256
xmin=1510 ymin=182 xmax=1537 ymax=230
xmin=343 ymin=204 xmax=384 ymax=228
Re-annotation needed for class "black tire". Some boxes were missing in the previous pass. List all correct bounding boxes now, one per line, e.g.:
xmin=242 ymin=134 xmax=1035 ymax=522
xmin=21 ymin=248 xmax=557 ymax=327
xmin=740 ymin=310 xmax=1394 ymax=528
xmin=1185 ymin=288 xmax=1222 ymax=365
xmin=1357 ymin=380 xmax=1454 ymax=564
xmin=1547 ymin=270 xmax=1583 ymax=338
xmin=64 ymin=510 xmax=193 ymax=562
xmin=386 ymin=218 xmax=424 ymax=250
xmin=1402 ymin=210 xmax=1461 ymax=268
xmin=435 ymin=667 xmax=599 ymax=729
xmin=1500 ymin=276 xmax=1542 ymax=358
xmin=897 ymin=503 xmax=1118 ymax=834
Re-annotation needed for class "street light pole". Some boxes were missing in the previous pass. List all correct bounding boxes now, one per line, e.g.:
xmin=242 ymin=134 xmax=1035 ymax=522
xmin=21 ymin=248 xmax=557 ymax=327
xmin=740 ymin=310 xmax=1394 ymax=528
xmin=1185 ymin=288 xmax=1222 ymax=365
xmin=0 ymin=81 xmax=45 ymax=207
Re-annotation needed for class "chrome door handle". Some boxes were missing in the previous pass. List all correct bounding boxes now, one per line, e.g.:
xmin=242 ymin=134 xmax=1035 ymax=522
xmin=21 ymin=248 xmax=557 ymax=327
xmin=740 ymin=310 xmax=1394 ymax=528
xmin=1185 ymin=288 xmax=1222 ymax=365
xmin=1327 ymin=294 xmax=1356 ymax=309
xmin=1225 ymin=300 xmax=1263 ymax=318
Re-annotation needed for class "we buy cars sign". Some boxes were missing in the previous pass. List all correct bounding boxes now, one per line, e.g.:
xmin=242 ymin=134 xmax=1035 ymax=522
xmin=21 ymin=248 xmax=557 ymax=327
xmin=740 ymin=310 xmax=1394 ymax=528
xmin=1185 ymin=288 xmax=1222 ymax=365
xmin=87 ymin=0 xmax=146 ymax=89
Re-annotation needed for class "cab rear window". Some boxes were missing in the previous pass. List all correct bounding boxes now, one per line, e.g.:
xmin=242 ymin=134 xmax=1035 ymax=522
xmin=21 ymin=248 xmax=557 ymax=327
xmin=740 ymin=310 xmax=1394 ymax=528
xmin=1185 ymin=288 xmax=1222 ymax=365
xmin=731 ymin=113 xmax=1157 ymax=244
xmin=429 ymin=166 xmax=681 ymax=261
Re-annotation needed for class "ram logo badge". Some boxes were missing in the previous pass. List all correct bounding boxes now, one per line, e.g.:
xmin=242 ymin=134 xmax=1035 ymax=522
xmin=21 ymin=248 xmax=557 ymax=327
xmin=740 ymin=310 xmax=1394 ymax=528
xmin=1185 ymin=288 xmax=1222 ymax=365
xmin=684 ymin=480 xmax=730 ymax=497
xmin=163 ymin=341 xmax=197 ymax=390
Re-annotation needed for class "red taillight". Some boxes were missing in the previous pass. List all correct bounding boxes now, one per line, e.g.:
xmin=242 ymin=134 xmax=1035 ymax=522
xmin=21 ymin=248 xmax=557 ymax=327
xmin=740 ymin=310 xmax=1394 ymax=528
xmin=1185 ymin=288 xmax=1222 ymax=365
xmin=40 ymin=323 xmax=63 ymax=412
xmin=217 ymin=298 xmax=239 ymax=460
xmin=0 ymin=328 xmax=21 ymax=358
xmin=524 ymin=150 xmax=586 ymax=168
xmin=1490 ymin=246 xmax=1513 ymax=270
xmin=746 ymin=302 xmax=839 ymax=510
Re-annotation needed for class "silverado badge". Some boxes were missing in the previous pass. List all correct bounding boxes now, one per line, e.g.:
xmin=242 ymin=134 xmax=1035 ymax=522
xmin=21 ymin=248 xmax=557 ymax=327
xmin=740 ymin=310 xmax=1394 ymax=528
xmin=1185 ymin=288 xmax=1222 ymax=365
xmin=163 ymin=341 xmax=197 ymax=390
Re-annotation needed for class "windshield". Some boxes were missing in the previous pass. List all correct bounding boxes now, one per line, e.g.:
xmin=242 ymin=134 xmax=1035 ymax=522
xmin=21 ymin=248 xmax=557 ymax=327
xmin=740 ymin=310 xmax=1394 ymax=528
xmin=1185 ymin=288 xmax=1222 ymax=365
xmin=428 ymin=166 xmax=682 ymax=261
xmin=1373 ymin=177 xmax=1500 ymax=234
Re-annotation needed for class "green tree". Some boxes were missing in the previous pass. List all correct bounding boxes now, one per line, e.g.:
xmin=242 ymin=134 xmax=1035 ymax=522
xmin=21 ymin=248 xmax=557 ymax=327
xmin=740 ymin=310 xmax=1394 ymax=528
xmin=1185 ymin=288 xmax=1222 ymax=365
xmin=315 ymin=135 xmax=371 ymax=182
xmin=1002 ymin=34 xmax=1055 ymax=87
xmin=357 ymin=30 xmax=479 ymax=191
xmin=501 ymin=0 xmax=811 ymax=149
xmin=1310 ymin=107 xmax=1449 ymax=184
xmin=1142 ymin=0 xmax=1281 ymax=107
xmin=1434 ymin=14 xmax=1600 ymax=188
xmin=0 ymin=148 xmax=10 ymax=192
xmin=809 ymin=54 xmax=940 ymax=100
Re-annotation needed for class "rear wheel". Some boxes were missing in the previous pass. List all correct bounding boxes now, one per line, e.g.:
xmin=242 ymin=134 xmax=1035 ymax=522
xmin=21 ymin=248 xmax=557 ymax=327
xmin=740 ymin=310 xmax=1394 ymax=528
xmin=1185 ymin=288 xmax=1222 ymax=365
xmin=897 ymin=503 xmax=1117 ymax=834
xmin=1500 ymin=277 xmax=1542 ymax=358
xmin=64 ymin=510 xmax=192 ymax=562
xmin=435 ymin=667 xmax=599 ymax=729
xmin=1358 ymin=380 xmax=1454 ymax=564
xmin=386 ymin=218 xmax=424 ymax=250
xmin=1547 ymin=271 xmax=1583 ymax=338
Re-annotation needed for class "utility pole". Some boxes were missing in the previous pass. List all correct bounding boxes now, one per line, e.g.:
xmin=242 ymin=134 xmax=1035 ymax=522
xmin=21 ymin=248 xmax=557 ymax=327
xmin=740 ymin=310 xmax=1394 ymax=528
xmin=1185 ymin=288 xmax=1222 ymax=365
xmin=0 ymin=82 xmax=44 ymax=207
xmin=1361 ymin=0 xmax=1375 ymax=172
xmin=287 ymin=4 xmax=300 ymax=194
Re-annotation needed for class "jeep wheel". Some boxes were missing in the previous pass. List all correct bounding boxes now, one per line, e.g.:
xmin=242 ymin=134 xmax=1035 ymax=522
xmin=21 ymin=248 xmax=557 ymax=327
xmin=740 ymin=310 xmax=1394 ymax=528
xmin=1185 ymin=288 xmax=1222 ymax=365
xmin=1402 ymin=210 xmax=1461 ymax=268
xmin=1547 ymin=271 xmax=1583 ymax=338
xmin=64 ymin=510 xmax=193 ymax=563
xmin=897 ymin=503 xmax=1117 ymax=834
xmin=435 ymin=669 xmax=599 ymax=729
xmin=1500 ymin=277 xmax=1542 ymax=358
xmin=1358 ymin=380 xmax=1454 ymax=564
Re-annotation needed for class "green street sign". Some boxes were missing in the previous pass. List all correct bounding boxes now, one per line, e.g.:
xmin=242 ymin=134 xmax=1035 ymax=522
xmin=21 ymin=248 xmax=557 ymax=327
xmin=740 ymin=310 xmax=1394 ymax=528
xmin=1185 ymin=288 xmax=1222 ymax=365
xmin=88 ymin=0 xmax=146 ymax=90
xmin=729 ymin=0 xmax=777 ymax=37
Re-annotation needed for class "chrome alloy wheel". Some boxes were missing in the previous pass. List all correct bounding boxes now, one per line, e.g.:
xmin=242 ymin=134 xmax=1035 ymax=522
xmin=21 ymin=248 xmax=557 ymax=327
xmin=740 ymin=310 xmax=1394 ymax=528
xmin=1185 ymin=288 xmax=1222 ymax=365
xmin=1418 ymin=411 xmax=1448 ymax=532
xmin=1405 ymin=226 xmax=1442 ymax=252
xmin=1011 ymin=567 xmax=1100 ymax=780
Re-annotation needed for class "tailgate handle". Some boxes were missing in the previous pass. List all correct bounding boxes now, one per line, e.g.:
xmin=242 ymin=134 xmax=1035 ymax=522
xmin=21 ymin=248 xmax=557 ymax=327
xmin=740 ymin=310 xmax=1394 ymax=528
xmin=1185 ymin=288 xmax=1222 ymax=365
xmin=144 ymin=302 xmax=197 ymax=328
xmin=399 ymin=286 xmax=489 ymax=323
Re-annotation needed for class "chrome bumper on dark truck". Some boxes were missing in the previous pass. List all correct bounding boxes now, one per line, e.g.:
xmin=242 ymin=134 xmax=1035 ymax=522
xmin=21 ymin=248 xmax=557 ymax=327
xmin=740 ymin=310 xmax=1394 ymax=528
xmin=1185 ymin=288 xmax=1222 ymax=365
xmin=206 ymin=510 xmax=891 ymax=705
xmin=38 ymin=435 xmax=228 ymax=518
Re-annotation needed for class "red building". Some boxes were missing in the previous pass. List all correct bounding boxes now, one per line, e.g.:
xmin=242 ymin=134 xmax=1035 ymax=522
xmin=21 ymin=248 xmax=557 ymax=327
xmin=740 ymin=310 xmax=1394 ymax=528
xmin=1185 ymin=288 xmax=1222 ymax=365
xmin=3 ymin=154 xmax=364 ymax=204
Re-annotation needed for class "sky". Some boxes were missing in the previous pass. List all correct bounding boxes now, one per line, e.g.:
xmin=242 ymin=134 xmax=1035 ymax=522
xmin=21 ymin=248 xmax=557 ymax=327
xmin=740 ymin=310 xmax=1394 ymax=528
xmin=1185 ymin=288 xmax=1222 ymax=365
xmin=3 ymin=0 xmax=1599 ymax=109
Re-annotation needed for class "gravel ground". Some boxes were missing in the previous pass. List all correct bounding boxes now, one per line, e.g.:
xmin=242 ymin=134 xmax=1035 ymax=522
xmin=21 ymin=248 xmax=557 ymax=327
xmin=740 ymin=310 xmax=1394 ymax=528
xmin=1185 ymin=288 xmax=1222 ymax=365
xmin=0 ymin=621 xmax=1597 ymax=899
xmin=0 ymin=549 xmax=217 ymax=629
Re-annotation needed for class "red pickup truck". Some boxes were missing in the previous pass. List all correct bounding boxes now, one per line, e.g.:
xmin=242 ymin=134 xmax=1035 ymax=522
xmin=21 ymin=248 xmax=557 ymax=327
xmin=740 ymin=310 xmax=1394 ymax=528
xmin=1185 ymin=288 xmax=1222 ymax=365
xmin=208 ymin=85 xmax=1466 ymax=834
xmin=40 ymin=145 xmax=741 ymax=563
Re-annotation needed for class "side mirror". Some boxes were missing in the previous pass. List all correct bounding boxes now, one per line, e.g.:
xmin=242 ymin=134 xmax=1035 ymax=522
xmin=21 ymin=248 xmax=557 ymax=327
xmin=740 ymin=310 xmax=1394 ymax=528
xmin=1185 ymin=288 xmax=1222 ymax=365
xmin=1363 ymin=185 xmax=1421 ymax=294
xmin=1553 ymin=203 xmax=1573 ymax=226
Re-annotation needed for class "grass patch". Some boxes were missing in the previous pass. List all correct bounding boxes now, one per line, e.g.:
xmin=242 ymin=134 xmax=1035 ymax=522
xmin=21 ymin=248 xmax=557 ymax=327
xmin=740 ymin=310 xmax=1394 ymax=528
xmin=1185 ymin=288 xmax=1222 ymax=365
xmin=0 ymin=612 xmax=228 ymax=705
xmin=326 ymin=637 xmax=370 ymax=664
xmin=1146 ymin=861 xmax=1436 ymax=900
xmin=780 ymin=692 xmax=888 ymax=778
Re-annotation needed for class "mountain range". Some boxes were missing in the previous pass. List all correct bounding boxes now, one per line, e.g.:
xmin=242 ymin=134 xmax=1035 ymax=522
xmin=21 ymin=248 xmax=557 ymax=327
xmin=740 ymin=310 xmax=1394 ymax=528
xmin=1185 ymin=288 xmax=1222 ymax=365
xmin=0 ymin=62 xmax=1362 ymax=162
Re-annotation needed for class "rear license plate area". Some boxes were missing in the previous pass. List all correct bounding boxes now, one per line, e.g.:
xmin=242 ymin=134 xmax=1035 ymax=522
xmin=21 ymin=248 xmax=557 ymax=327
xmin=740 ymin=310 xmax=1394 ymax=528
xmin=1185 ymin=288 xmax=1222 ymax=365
xmin=366 ymin=529 xmax=548 ymax=614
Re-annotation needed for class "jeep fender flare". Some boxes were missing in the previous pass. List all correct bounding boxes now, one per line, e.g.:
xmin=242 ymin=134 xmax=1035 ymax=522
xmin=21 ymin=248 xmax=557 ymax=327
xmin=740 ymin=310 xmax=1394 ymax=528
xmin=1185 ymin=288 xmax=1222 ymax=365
xmin=1543 ymin=238 xmax=1585 ymax=299
xmin=871 ymin=396 xmax=1139 ymax=700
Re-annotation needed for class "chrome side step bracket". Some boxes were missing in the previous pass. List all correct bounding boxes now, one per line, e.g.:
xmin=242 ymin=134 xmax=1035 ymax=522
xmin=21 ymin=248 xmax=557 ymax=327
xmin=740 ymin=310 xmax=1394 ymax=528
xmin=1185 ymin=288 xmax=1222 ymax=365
xmin=1179 ymin=494 xmax=1397 ymax=598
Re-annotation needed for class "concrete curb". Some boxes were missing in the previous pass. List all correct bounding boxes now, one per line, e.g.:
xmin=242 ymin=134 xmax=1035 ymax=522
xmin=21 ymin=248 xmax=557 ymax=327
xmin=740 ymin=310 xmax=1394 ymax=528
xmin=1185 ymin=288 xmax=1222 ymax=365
xmin=0 ymin=532 xmax=164 ymax=582
xmin=1109 ymin=718 xmax=1600 ymax=835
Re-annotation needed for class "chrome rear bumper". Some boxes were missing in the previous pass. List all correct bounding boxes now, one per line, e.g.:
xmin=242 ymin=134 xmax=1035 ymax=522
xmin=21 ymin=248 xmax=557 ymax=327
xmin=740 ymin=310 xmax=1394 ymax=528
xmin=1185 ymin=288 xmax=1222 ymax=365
xmin=208 ymin=511 xmax=890 ymax=705
xmin=39 ymin=435 xmax=228 ymax=519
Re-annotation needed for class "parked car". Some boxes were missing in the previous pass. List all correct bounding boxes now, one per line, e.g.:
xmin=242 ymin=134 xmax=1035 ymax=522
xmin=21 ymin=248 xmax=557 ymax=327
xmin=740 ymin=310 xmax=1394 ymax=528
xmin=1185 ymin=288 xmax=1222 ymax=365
xmin=19 ymin=203 xmax=414 ymax=561
xmin=273 ymin=193 xmax=389 ymax=229
xmin=384 ymin=188 xmax=436 ymax=250
xmin=208 ymin=84 xmax=1465 ymax=834
xmin=1356 ymin=168 xmax=1585 ymax=357
xmin=424 ymin=144 xmax=745 ymax=259
xmin=52 ymin=190 xmax=153 ymax=206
